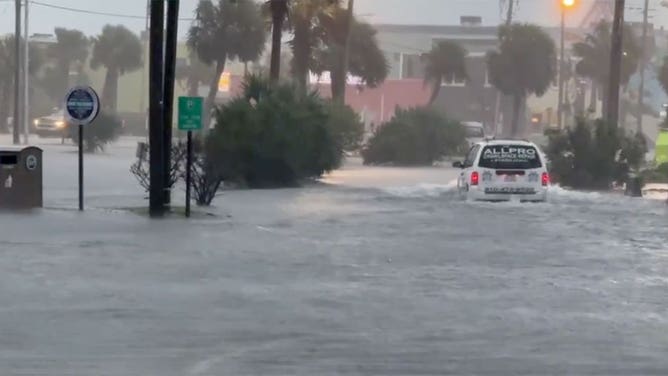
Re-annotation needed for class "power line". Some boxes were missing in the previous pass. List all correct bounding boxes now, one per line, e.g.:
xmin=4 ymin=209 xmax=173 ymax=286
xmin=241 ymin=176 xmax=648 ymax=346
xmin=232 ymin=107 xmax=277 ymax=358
xmin=30 ymin=0 xmax=195 ymax=21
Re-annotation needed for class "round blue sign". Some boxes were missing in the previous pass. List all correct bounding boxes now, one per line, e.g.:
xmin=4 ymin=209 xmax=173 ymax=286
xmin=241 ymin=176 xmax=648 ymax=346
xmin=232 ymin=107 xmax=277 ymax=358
xmin=64 ymin=86 xmax=100 ymax=125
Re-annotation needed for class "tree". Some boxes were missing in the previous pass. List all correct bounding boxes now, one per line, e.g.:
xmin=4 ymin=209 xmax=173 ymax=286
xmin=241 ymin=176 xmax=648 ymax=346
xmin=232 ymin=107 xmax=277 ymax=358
xmin=267 ymin=0 xmax=289 ymax=82
xmin=487 ymin=23 xmax=556 ymax=137
xmin=572 ymin=21 xmax=640 ymax=117
xmin=287 ymin=0 xmax=340 ymax=92
xmin=422 ymin=40 xmax=468 ymax=105
xmin=0 ymin=36 xmax=42 ymax=133
xmin=176 ymin=53 xmax=215 ymax=97
xmin=362 ymin=107 xmax=466 ymax=166
xmin=313 ymin=11 xmax=388 ymax=100
xmin=47 ymin=28 xmax=89 ymax=100
xmin=90 ymin=25 xmax=142 ymax=112
xmin=188 ymin=0 xmax=266 ymax=116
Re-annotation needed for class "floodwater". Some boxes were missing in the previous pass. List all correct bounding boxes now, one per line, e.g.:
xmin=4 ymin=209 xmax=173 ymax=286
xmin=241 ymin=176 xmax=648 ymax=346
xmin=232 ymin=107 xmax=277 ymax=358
xmin=0 ymin=138 xmax=667 ymax=375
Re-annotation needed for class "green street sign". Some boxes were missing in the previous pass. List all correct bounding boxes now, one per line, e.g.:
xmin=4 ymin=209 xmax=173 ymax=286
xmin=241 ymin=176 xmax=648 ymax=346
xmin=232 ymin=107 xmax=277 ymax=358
xmin=178 ymin=96 xmax=204 ymax=131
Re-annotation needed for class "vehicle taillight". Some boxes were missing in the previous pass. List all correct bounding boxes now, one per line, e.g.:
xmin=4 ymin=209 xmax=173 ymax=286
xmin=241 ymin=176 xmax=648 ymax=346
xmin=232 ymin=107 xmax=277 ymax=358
xmin=541 ymin=172 xmax=550 ymax=186
xmin=470 ymin=171 xmax=479 ymax=186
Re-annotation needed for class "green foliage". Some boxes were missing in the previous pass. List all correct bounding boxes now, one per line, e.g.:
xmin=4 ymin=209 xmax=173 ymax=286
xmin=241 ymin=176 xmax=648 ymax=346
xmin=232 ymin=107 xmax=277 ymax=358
xmin=188 ymin=0 xmax=267 ymax=117
xmin=422 ymin=40 xmax=468 ymax=104
xmin=324 ymin=102 xmax=364 ymax=151
xmin=206 ymin=76 xmax=343 ymax=188
xmin=362 ymin=107 xmax=466 ymax=166
xmin=312 ymin=10 xmax=388 ymax=99
xmin=46 ymin=28 xmax=89 ymax=101
xmin=487 ymin=23 xmax=556 ymax=136
xmin=544 ymin=117 xmax=647 ymax=189
xmin=573 ymin=21 xmax=640 ymax=89
xmin=90 ymin=25 xmax=143 ymax=111
xmin=70 ymin=111 xmax=122 ymax=153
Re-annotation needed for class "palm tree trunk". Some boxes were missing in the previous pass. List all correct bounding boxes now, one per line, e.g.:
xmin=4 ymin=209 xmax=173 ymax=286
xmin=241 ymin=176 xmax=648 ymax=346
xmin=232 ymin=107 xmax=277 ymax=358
xmin=0 ymin=85 xmax=9 ymax=133
xmin=588 ymin=80 xmax=597 ymax=114
xmin=511 ymin=94 xmax=522 ymax=137
xmin=102 ymin=69 xmax=119 ymax=112
xmin=335 ymin=0 xmax=354 ymax=104
xmin=243 ymin=62 xmax=249 ymax=77
xmin=205 ymin=59 xmax=225 ymax=128
xmin=330 ymin=58 xmax=346 ymax=101
xmin=292 ymin=22 xmax=311 ymax=93
xmin=269 ymin=0 xmax=287 ymax=83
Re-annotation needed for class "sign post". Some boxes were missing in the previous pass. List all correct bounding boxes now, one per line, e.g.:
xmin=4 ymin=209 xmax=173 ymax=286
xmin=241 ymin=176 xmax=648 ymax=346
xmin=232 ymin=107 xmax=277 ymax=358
xmin=178 ymin=96 xmax=203 ymax=218
xmin=64 ymin=86 xmax=100 ymax=211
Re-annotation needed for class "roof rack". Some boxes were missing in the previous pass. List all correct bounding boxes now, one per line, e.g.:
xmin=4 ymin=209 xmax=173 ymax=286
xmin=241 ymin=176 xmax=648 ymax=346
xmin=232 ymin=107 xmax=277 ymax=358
xmin=483 ymin=136 xmax=530 ymax=143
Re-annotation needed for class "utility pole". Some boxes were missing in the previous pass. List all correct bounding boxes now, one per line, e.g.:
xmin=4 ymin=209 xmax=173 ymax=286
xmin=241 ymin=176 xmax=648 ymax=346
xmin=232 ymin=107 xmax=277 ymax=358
xmin=338 ymin=0 xmax=354 ymax=104
xmin=149 ymin=0 xmax=165 ymax=217
xmin=506 ymin=0 xmax=514 ymax=24
xmin=557 ymin=7 xmax=565 ymax=129
xmin=13 ymin=0 xmax=21 ymax=145
xmin=637 ymin=0 xmax=650 ymax=133
xmin=163 ymin=0 xmax=180 ymax=207
xmin=23 ymin=0 xmax=29 ymax=144
xmin=607 ymin=0 xmax=625 ymax=128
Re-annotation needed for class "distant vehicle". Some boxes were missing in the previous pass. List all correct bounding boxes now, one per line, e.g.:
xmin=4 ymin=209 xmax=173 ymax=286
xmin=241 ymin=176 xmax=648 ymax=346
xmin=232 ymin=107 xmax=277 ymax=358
xmin=453 ymin=138 xmax=550 ymax=202
xmin=463 ymin=121 xmax=485 ymax=148
xmin=33 ymin=109 xmax=70 ymax=139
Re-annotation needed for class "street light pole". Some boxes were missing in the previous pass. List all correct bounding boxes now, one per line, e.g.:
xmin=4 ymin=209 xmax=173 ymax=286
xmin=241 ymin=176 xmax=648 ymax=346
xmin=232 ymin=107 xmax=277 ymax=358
xmin=23 ymin=0 xmax=29 ymax=144
xmin=149 ymin=0 xmax=165 ymax=217
xmin=13 ymin=0 xmax=21 ymax=145
xmin=558 ymin=6 xmax=565 ymax=129
xmin=163 ymin=0 xmax=180 ymax=207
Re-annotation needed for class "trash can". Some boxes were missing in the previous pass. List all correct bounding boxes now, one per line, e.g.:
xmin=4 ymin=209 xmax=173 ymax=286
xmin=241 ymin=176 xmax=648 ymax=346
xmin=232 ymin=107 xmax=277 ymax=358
xmin=0 ymin=146 xmax=43 ymax=209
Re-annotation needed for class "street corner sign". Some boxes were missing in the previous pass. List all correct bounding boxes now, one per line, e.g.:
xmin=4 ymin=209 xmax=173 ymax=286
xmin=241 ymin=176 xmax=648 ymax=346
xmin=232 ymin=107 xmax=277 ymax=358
xmin=64 ymin=86 xmax=100 ymax=125
xmin=178 ymin=96 xmax=204 ymax=131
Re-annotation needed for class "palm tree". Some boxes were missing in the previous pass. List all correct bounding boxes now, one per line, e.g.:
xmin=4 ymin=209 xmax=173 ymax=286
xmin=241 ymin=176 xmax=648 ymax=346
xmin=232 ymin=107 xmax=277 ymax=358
xmin=572 ymin=21 xmax=640 ymax=117
xmin=422 ymin=40 xmax=468 ymax=105
xmin=176 ymin=53 xmax=215 ymax=97
xmin=313 ymin=11 xmax=388 ymax=101
xmin=287 ymin=0 xmax=340 ymax=91
xmin=0 ymin=36 xmax=42 ymax=133
xmin=90 ymin=25 xmax=142 ymax=112
xmin=487 ymin=24 xmax=556 ymax=137
xmin=188 ymin=0 xmax=266 ymax=114
xmin=49 ymin=28 xmax=89 ymax=99
xmin=268 ymin=0 xmax=289 ymax=83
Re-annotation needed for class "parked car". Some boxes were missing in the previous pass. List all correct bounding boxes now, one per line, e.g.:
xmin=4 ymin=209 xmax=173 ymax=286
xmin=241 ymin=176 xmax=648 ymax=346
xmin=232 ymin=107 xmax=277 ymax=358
xmin=33 ymin=109 xmax=70 ymax=139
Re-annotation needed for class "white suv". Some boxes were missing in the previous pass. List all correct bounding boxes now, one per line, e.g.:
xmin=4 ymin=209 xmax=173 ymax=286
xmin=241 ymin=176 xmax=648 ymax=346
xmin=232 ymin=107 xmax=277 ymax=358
xmin=453 ymin=139 xmax=550 ymax=202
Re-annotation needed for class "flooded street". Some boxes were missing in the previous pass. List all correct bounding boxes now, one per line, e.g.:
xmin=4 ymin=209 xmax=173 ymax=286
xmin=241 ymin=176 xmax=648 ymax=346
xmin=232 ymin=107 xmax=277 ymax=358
xmin=1 ymin=140 xmax=668 ymax=375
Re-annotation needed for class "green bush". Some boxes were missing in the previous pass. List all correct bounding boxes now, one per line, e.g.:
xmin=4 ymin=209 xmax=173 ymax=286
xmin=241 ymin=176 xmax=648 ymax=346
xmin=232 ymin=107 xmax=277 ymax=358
xmin=69 ymin=111 xmax=122 ymax=152
xmin=545 ymin=117 xmax=647 ymax=189
xmin=640 ymin=163 xmax=668 ymax=184
xmin=206 ymin=76 xmax=343 ymax=188
xmin=324 ymin=103 xmax=364 ymax=152
xmin=361 ymin=107 xmax=466 ymax=166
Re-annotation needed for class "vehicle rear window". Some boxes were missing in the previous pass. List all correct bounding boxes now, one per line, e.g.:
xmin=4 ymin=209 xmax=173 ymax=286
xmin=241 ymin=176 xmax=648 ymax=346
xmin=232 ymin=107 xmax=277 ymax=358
xmin=477 ymin=144 xmax=542 ymax=169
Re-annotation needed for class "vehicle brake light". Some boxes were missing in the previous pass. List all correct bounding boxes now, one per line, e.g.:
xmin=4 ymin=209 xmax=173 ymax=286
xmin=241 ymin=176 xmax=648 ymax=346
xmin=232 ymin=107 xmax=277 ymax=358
xmin=541 ymin=172 xmax=550 ymax=186
xmin=471 ymin=171 xmax=479 ymax=186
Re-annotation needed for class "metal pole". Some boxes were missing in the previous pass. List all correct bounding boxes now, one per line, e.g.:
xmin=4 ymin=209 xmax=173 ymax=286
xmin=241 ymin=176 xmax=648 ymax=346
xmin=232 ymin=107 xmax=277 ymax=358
xmin=163 ymin=0 xmax=179 ymax=207
xmin=637 ymin=0 xmax=649 ymax=133
xmin=23 ymin=0 xmax=29 ymax=144
xmin=13 ymin=0 xmax=21 ymax=145
xmin=78 ymin=124 xmax=83 ymax=211
xmin=149 ymin=0 xmax=165 ymax=217
xmin=607 ymin=0 xmax=625 ymax=127
xmin=493 ymin=0 xmax=514 ymax=136
xmin=185 ymin=130 xmax=192 ymax=218
xmin=558 ymin=8 xmax=565 ymax=129
xmin=338 ymin=0 xmax=354 ymax=104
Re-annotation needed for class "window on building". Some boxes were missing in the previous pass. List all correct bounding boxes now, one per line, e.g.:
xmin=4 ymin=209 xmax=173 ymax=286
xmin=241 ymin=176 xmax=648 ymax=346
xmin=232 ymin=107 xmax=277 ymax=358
xmin=441 ymin=73 xmax=466 ymax=87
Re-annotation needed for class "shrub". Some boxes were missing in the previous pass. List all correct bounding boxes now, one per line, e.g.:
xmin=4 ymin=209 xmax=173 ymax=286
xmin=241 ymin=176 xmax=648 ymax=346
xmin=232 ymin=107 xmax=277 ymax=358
xmin=206 ymin=76 xmax=343 ymax=188
xmin=324 ymin=103 xmax=365 ymax=152
xmin=361 ymin=107 xmax=466 ymax=165
xmin=69 ymin=111 xmax=122 ymax=152
xmin=545 ymin=117 xmax=647 ymax=189
xmin=130 ymin=142 xmax=188 ymax=192
xmin=640 ymin=163 xmax=668 ymax=184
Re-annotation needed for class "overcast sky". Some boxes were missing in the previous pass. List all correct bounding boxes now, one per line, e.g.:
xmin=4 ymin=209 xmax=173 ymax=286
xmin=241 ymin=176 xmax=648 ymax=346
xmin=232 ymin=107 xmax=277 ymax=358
xmin=0 ymin=0 xmax=663 ymax=38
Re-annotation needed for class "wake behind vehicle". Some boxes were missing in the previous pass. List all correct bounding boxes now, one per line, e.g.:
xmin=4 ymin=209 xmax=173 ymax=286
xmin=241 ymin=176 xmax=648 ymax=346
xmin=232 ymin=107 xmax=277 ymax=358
xmin=453 ymin=139 xmax=550 ymax=202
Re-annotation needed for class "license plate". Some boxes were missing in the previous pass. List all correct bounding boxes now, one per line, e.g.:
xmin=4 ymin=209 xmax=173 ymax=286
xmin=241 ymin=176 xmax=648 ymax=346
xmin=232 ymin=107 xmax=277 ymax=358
xmin=504 ymin=175 xmax=516 ymax=182
xmin=485 ymin=187 xmax=535 ymax=194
